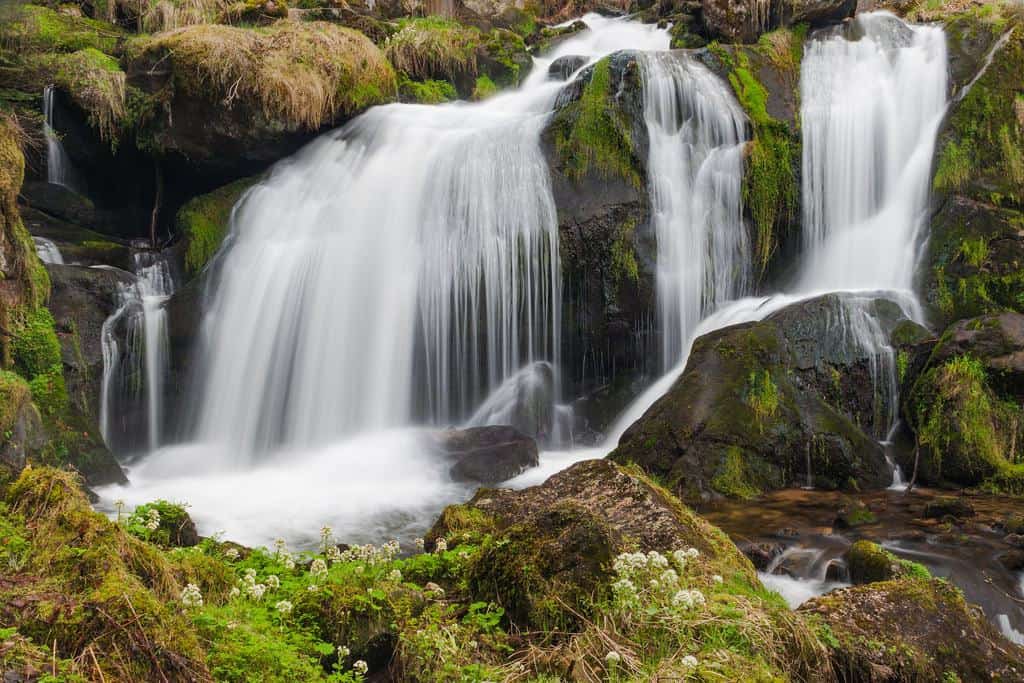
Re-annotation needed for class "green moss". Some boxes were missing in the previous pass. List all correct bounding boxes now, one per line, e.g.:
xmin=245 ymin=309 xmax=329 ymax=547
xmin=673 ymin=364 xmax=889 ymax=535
xmin=711 ymin=446 xmax=761 ymax=499
xmin=745 ymin=369 xmax=779 ymax=431
xmin=934 ymin=139 xmax=972 ymax=192
xmin=0 ymin=370 xmax=32 ymax=435
xmin=471 ymin=75 xmax=497 ymax=101
xmin=178 ymin=177 xmax=258 ymax=276
xmin=398 ymin=76 xmax=457 ymax=104
xmin=127 ymin=500 xmax=193 ymax=548
xmin=847 ymin=540 xmax=931 ymax=584
xmin=386 ymin=17 xmax=481 ymax=83
xmin=720 ymin=48 xmax=798 ymax=275
xmin=5 ymin=5 xmax=123 ymax=55
xmin=28 ymin=365 xmax=67 ymax=417
xmin=552 ymin=58 xmax=642 ymax=188
xmin=12 ymin=307 xmax=62 ymax=381
xmin=609 ymin=215 xmax=640 ymax=284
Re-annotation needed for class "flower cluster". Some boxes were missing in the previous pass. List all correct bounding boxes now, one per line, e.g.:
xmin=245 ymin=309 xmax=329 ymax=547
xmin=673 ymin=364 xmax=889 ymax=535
xmin=180 ymin=583 xmax=203 ymax=608
xmin=337 ymin=540 xmax=401 ymax=566
xmin=145 ymin=508 xmax=161 ymax=532
xmin=609 ymin=548 xmax=707 ymax=613
xmin=434 ymin=538 xmax=448 ymax=553
xmin=241 ymin=568 xmax=268 ymax=601
xmin=224 ymin=548 xmax=240 ymax=561
xmin=310 ymin=558 xmax=328 ymax=580
xmin=273 ymin=538 xmax=297 ymax=570
xmin=275 ymin=600 xmax=293 ymax=616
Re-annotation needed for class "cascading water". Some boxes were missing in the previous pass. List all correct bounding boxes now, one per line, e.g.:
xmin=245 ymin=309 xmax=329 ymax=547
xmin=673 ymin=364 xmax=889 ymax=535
xmin=43 ymin=85 xmax=80 ymax=191
xmin=99 ymin=16 xmax=673 ymax=545
xmin=639 ymin=53 xmax=749 ymax=370
xmin=33 ymin=236 xmax=64 ymax=264
xmin=799 ymin=12 xmax=947 ymax=295
xmin=99 ymin=249 xmax=175 ymax=453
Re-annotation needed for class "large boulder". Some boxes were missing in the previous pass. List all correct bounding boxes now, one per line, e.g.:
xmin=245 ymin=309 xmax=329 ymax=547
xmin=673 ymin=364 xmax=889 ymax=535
xmin=431 ymin=425 xmax=539 ymax=484
xmin=427 ymin=459 xmax=757 ymax=630
xmin=802 ymin=578 xmax=1024 ymax=680
xmin=126 ymin=21 xmax=397 ymax=180
xmin=702 ymin=0 xmax=855 ymax=44
xmin=611 ymin=294 xmax=921 ymax=502
xmin=904 ymin=313 xmax=1024 ymax=489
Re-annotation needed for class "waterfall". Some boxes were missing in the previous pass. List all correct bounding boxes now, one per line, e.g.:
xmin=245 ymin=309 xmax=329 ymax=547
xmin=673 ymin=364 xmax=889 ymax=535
xmin=43 ymin=85 xmax=80 ymax=192
xmin=639 ymin=53 xmax=749 ymax=370
xmin=33 ymin=236 xmax=64 ymax=264
xmin=98 ymin=249 xmax=175 ymax=453
xmin=799 ymin=12 xmax=947 ymax=294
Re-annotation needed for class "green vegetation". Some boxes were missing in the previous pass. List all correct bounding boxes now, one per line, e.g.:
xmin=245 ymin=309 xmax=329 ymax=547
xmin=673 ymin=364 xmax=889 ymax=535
xmin=398 ymin=76 xmax=457 ymax=104
xmin=713 ymin=45 xmax=798 ymax=276
xmin=471 ymin=74 xmax=497 ymax=101
xmin=552 ymin=58 xmax=642 ymax=187
xmin=746 ymin=368 xmax=779 ymax=431
xmin=385 ymin=17 xmax=480 ymax=83
xmin=610 ymin=215 xmax=640 ymax=284
xmin=177 ymin=176 xmax=259 ymax=276
xmin=711 ymin=446 xmax=761 ymax=498
xmin=847 ymin=540 xmax=930 ymax=584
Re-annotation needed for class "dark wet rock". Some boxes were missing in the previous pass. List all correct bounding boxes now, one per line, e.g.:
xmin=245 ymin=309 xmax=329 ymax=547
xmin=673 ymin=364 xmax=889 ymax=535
xmin=739 ymin=540 xmax=784 ymax=570
xmin=824 ymin=559 xmax=847 ymax=582
xmin=542 ymin=51 xmax=658 ymax=437
xmin=845 ymin=540 xmax=923 ymax=584
xmin=834 ymin=503 xmax=878 ymax=529
xmin=463 ymin=362 xmax=566 ymax=446
xmin=774 ymin=527 xmax=800 ymax=539
xmin=1004 ymin=534 xmax=1024 ymax=549
xmin=923 ymin=497 xmax=976 ymax=520
xmin=702 ymin=0 xmax=855 ymax=44
xmin=22 ymin=204 xmax=132 ymax=269
xmin=547 ymin=54 xmax=589 ymax=80
xmin=433 ymin=426 xmax=539 ymax=484
xmin=611 ymin=294 xmax=910 ymax=503
xmin=926 ymin=313 xmax=1024 ymax=399
xmin=802 ymin=578 xmax=1024 ymax=680
xmin=427 ymin=459 xmax=756 ymax=630
xmin=998 ymin=549 xmax=1024 ymax=571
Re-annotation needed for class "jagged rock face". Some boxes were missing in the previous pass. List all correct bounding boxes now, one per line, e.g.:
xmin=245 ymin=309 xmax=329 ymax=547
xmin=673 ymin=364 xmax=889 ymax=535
xmin=929 ymin=313 xmax=1024 ymax=398
xmin=542 ymin=52 xmax=659 ymax=438
xmin=611 ymin=294 xmax=920 ymax=502
xmin=802 ymin=578 xmax=1024 ymax=680
xmin=701 ymin=0 xmax=855 ymax=44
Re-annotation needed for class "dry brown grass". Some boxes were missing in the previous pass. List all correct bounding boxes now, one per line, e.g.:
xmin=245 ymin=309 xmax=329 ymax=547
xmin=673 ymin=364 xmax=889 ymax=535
xmin=50 ymin=49 xmax=126 ymax=142
xmin=134 ymin=20 xmax=396 ymax=130
xmin=141 ymin=0 xmax=230 ymax=33
xmin=384 ymin=18 xmax=480 ymax=82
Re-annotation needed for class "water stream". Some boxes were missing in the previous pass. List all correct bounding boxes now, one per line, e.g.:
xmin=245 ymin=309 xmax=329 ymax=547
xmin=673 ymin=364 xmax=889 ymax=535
xmin=43 ymin=85 xmax=81 ymax=192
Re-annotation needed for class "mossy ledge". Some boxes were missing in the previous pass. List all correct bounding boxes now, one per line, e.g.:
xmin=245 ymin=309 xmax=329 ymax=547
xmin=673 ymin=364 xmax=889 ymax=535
xmin=177 ymin=176 xmax=260 ymax=277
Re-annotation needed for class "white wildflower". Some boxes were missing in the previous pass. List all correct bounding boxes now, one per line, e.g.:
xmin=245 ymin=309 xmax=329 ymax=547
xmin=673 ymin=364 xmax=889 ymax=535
xmin=326 ymin=545 xmax=342 ymax=563
xmin=612 ymin=578 xmax=635 ymax=595
xmin=388 ymin=569 xmax=402 ymax=583
xmin=224 ymin=548 xmax=239 ymax=561
xmin=310 ymin=558 xmax=328 ymax=579
xmin=283 ymin=555 xmax=295 ymax=570
xmin=648 ymin=550 xmax=669 ymax=568
xmin=275 ymin=600 xmax=293 ymax=616
xmin=435 ymin=538 xmax=447 ymax=553
xmin=308 ymin=584 xmax=319 ymax=592
xmin=671 ymin=549 xmax=689 ymax=568
xmin=354 ymin=565 xmax=364 ymax=575
xmin=424 ymin=582 xmax=445 ymax=597
xmin=226 ymin=620 xmax=238 ymax=630
xmin=605 ymin=651 xmax=621 ymax=664
xmin=414 ymin=537 xmax=425 ymax=551
xmin=337 ymin=645 xmax=350 ymax=659
xmin=247 ymin=583 xmax=267 ymax=601
xmin=228 ymin=586 xmax=240 ymax=599
xmin=266 ymin=575 xmax=280 ymax=590
xmin=180 ymin=583 xmax=203 ymax=608
xmin=686 ymin=547 xmax=700 ymax=558
xmin=353 ymin=660 xmax=368 ymax=675
xmin=145 ymin=508 xmax=161 ymax=532
xmin=680 ymin=654 xmax=698 ymax=669
xmin=712 ymin=574 xmax=723 ymax=584
xmin=660 ymin=569 xmax=679 ymax=585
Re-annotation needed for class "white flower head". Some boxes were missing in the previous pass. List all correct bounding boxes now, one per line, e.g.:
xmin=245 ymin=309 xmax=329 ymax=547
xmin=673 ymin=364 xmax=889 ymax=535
xmin=353 ymin=660 xmax=368 ymax=675
xmin=275 ymin=600 xmax=293 ymax=616
xmin=434 ymin=538 xmax=447 ymax=553
xmin=605 ymin=650 xmax=621 ymax=664
xmin=228 ymin=586 xmax=240 ymax=598
xmin=414 ymin=537 xmax=425 ymax=551
xmin=388 ymin=569 xmax=402 ymax=583
xmin=680 ymin=654 xmax=698 ymax=669
xmin=712 ymin=574 xmax=723 ymax=584
xmin=337 ymin=645 xmax=350 ymax=659
xmin=660 ymin=569 xmax=679 ymax=585
xmin=224 ymin=548 xmax=240 ymax=561
xmin=686 ymin=547 xmax=700 ymax=559
xmin=307 ymin=584 xmax=319 ymax=592
xmin=310 ymin=558 xmax=328 ymax=579
xmin=266 ymin=575 xmax=280 ymax=590
xmin=145 ymin=508 xmax=161 ymax=531
xmin=180 ymin=583 xmax=203 ymax=608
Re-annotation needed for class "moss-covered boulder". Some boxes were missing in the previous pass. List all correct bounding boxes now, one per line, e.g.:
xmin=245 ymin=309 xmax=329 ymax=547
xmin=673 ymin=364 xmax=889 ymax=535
xmin=0 ymin=467 xmax=210 ymax=680
xmin=429 ymin=459 xmax=756 ymax=630
xmin=802 ymin=578 xmax=1024 ymax=680
xmin=844 ymin=540 xmax=930 ymax=584
xmin=126 ymin=21 xmax=397 ymax=178
xmin=611 ymin=294 xmax=918 ymax=502
xmin=923 ymin=5 xmax=1024 ymax=326
xmin=905 ymin=313 xmax=1024 ymax=490
xmin=176 ymin=175 xmax=258 ymax=278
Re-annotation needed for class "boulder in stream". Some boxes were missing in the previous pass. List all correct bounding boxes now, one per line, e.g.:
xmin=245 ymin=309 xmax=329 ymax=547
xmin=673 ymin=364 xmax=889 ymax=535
xmin=432 ymin=425 xmax=539 ymax=484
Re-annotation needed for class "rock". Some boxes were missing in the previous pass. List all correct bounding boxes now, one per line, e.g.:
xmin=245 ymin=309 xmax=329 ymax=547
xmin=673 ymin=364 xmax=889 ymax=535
xmin=1005 ymin=534 xmax=1024 ymax=549
xmin=126 ymin=21 xmax=397 ymax=181
xmin=834 ymin=503 xmax=877 ymax=529
xmin=464 ymin=362 xmax=569 ymax=446
xmin=542 ymin=52 xmax=658 ymax=436
xmin=922 ymin=497 xmax=976 ymax=520
xmin=701 ymin=0 xmax=855 ymax=44
xmin=428 ymin=459 xmax=756 ymax=629
xmin=824 ymin=559 xmax=847 ymax=582
xmin=432 ymin=426 xmax=539 ymax=484
xmin=845 ymin=540 xmax=924 ymax=584
xmin=21 ymin=204 xmax=131 ymax=269
xmin=547 ymin=54 xmax=588 ymax=80
xmin=739 ymin=541 xmax=784 ymax=570
xmin=801 ymin=578 xmax=1024 ymax=680
xmin=611 ymin=294 xmax=907 ymax=503
xmin=924 ymin=314 xmax=1024 ymax=399
xmin=998 ymin=549 xmax=1024 ymax=571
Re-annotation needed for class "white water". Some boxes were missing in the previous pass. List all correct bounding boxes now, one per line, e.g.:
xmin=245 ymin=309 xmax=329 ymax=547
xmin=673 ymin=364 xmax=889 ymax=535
xmin=799 ymin=12 xmax=947 ymax=294
xmin=43 ymin=85 xmax=80 ymax=192
xmin=98 ymin=250 xmax=175 ymax=453
xmin=640 ymin=52 xmax=748 ymax=370
xmin=33 ymin=236 xmax=64 ymax=264
xmin=758 ymin=547 xmax=850 ymax=609
xmin=98 ymin=16 xmax=672 ymax=545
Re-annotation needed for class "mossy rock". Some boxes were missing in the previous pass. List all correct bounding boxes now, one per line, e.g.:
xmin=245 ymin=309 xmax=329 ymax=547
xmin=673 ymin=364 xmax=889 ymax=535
xmin=802 ymin=578 xmax=1024 ymax=680
xmin=126 ymin=21 xmax=397 ymax=176
xmin=432 ymin=459 xmax=758 ymax=631
xmin=611 ymin=294 xmax=903 ymax=502
xmin=845 ymin=540 xmax=930 ymax=584
xmin=176 ymin=175 xmax=259 ymax=277
xmin=1 ymin=467 xmax=210 ymax=680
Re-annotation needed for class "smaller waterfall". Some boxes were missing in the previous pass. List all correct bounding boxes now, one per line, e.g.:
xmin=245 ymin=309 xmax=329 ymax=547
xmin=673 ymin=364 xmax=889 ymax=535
xmin=43 ymin=86 xmax=80 ymax=191
xmin=33 ymin=236 xmax=64 ymax=264
xmin=98 ymin=248 xmax=176 ymax=453
xmin=465 ymin=361 xmax=575 ymax=447
xmin=639 ymin=52 xmax=749 ymax=370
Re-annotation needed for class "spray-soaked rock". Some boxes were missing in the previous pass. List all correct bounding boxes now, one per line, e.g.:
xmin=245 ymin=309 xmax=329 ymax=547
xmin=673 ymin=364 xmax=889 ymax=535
xmin=432 ymin=425 xmax=539 ymax=484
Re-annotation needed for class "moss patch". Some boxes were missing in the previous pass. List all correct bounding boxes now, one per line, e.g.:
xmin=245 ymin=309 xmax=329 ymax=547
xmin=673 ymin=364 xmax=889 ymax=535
xmin=177 ymin=176 xmax=258 ymax=277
